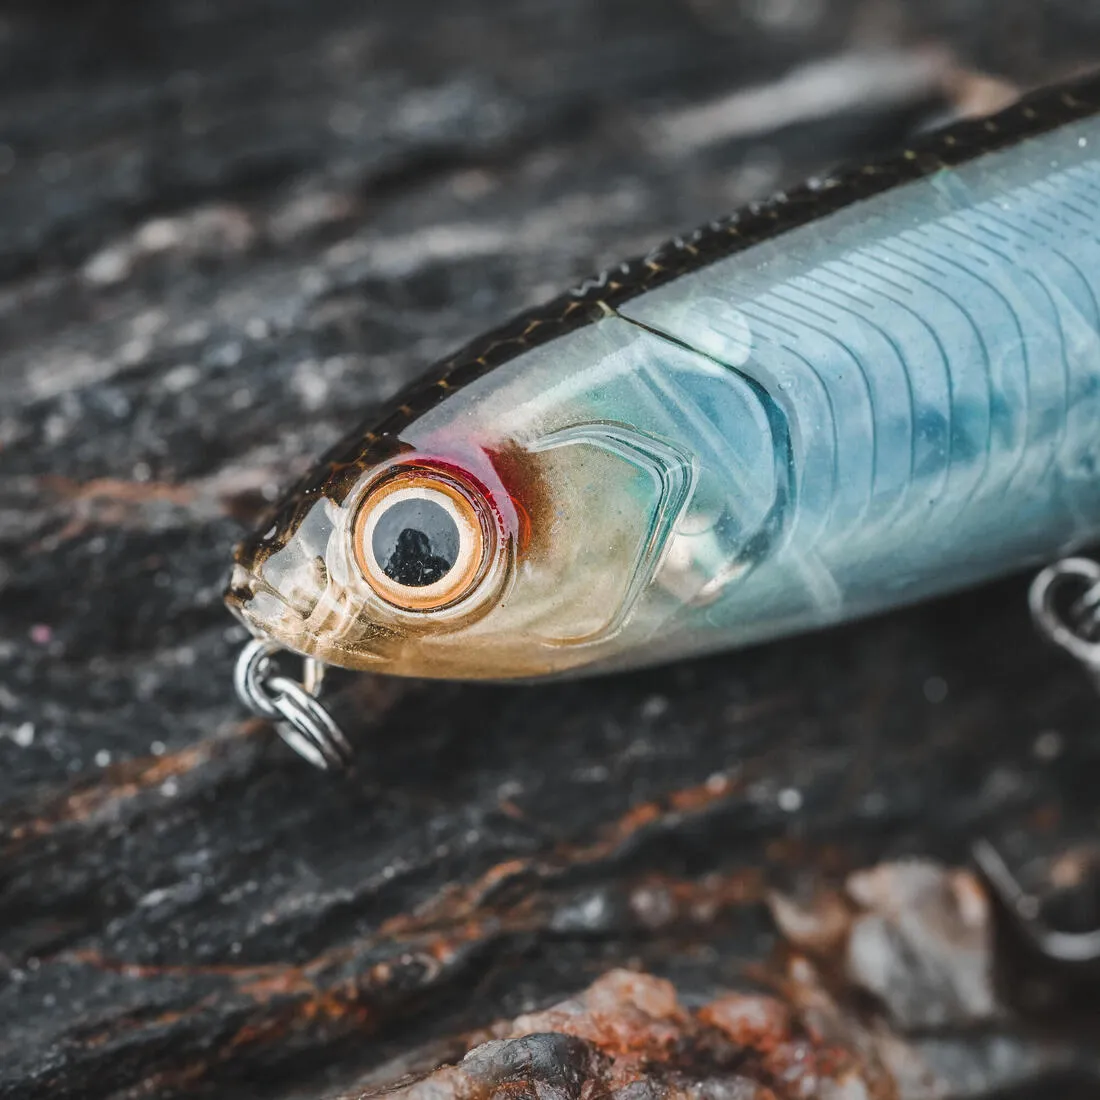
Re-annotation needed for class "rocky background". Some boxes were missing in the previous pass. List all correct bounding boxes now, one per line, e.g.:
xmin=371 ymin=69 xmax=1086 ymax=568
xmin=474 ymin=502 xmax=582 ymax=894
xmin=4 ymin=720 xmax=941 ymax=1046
xmin=2 ymin=1 xmax=1100 ymax=1097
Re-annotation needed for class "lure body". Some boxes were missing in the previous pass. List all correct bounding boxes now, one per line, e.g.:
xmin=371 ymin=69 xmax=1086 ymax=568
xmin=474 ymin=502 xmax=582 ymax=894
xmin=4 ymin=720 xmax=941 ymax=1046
xmin=228 ymin=79 xmax=1100 ymax=681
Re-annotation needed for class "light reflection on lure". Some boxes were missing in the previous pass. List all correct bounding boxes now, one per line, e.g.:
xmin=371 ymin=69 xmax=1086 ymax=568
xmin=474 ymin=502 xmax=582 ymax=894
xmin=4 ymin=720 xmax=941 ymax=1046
xmin=226 ymin=77 xmax=1100 ymax=682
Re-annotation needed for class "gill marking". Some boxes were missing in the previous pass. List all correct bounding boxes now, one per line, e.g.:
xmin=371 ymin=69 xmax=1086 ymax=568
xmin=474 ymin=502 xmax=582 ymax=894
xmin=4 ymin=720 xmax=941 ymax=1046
xmin=529 ymin=422 xmax=696 ymax=646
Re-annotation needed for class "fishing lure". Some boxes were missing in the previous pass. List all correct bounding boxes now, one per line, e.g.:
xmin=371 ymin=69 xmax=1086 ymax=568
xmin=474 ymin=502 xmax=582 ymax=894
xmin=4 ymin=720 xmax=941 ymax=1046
xmin=227 ymin=75 xmax=1100 ymax=772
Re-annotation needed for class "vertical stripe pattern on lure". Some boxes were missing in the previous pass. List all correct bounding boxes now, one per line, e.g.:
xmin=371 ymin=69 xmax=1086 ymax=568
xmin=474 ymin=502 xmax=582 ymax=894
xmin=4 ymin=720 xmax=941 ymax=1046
xmin=226 ymin=75 xmax=1100 ymax=685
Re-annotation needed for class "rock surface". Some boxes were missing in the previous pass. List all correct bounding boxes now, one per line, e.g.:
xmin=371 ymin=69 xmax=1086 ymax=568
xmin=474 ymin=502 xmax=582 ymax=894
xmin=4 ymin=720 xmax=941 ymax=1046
xmin=2 ymin=1 xmax=1100 ymax=1098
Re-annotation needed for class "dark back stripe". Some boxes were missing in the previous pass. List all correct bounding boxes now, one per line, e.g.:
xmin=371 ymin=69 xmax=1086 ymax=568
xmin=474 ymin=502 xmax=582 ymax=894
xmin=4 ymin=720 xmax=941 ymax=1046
xmin=235 ymin=70 xmax=1100 ymax=569
xmin=373 ymin=70 xmax=1100 ymax=441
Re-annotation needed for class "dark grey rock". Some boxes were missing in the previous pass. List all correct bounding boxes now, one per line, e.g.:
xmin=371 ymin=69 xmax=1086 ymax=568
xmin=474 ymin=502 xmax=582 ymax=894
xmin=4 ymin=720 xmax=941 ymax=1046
xmin=1 ymin=2 xmax=1099 ymax=1098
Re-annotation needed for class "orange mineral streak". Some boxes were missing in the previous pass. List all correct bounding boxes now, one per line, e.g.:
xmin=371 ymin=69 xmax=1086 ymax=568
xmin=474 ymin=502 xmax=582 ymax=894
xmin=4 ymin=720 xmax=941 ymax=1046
xmin=40 ymin=474 xmax=197 ymax=506
xmin=34 ymin=474 xmax=201 ymax=546
xmin=2 ymin=731 xmax=254 ymax=845
xmin=565 ymin=771 xmax=741 ymax=861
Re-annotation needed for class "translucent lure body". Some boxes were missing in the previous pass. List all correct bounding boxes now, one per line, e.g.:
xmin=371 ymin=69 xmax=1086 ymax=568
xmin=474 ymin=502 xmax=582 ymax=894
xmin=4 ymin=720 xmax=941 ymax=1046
xmin=228 ymin=80 xmax=1100 ymax=681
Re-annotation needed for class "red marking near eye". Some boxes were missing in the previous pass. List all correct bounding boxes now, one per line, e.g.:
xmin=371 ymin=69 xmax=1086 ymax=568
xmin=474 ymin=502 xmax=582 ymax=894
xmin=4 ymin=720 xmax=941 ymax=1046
xmin=393 ymin=429 xmax=546 ymax=558
xmin=482 ymin=441 xmax=548 ymax=557
xmin=385 ymin=450 xmax=514 ymax=541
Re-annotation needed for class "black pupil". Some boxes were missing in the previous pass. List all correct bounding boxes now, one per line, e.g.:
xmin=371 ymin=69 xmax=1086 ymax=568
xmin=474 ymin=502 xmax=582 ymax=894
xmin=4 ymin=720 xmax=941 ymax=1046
xmin=372 ymin=497 xmax=460 ymax=588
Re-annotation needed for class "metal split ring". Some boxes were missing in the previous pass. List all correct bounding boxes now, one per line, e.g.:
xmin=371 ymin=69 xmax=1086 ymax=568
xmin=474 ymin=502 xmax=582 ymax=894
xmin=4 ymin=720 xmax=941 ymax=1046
xmin=234 ymin=639 xmax=352 ymax=770
xmin=1029 ymin=556 xmax=1100 ymax=680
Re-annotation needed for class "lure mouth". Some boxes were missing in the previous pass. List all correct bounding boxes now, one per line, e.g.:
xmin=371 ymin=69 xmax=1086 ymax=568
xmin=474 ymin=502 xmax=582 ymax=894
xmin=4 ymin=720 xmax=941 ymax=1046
xmin=224 ymin=475 xmax=345 ymax=637
xmin=223 ymin=560 xmax=324 ymax=649
xmin=223 ymin=564 xmax=258 ymax=615
xmin=224 ymin=555 xmax=397 ymax=669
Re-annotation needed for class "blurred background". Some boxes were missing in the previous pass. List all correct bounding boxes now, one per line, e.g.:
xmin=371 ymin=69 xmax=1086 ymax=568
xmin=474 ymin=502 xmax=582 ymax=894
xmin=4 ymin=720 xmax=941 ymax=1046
xmin=3 ymin=2 xmax=1100 ymax=1098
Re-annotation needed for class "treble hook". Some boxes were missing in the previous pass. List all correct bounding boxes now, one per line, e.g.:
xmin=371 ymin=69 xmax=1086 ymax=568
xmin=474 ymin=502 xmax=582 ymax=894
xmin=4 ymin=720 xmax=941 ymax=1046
xmin=1028 ymin=556 xmax=1100 ymax=687
xmin=972 ymin=839 xmax=1100 ymax=965
xmin=974 ymin=556 xmax=1100 ymax=967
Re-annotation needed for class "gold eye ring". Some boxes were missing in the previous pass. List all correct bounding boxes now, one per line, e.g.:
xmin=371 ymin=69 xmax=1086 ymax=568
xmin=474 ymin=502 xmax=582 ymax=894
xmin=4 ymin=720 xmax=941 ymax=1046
xmin=352 ymin=469 xmax=493 ymax=612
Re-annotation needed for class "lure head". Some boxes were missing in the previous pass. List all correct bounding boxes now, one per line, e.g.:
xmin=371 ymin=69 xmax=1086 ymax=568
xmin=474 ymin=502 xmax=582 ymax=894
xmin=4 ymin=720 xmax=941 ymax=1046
xmin=227 ymin=430 xmax=538 ymax=678
xmin=226 ymin=313 xmax=784 ymax=679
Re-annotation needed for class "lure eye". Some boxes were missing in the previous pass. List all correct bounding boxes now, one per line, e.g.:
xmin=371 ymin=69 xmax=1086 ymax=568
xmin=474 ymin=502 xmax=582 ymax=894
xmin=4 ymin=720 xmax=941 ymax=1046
xmin=353 ymin=469 xmax=493 ymax=611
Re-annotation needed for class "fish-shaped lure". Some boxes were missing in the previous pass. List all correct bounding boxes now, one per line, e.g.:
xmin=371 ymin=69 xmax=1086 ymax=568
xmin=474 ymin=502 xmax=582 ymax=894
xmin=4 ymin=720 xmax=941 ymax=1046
xmin=227 ymin=77 xmax=1100 ymax=699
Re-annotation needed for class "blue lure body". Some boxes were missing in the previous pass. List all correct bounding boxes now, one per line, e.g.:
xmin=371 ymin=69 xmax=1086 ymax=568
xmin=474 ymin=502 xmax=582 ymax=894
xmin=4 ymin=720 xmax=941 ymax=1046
xmin=230 ymin=82 xmax=1100 ymax=681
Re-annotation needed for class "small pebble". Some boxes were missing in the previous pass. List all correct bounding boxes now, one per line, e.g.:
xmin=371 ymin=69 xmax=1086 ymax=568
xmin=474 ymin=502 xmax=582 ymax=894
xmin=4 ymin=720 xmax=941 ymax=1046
xmin=923 ymin=675 xmax=948 ymax=703
xmin=705 ymin=772 xmax=730 ymax=794
xmin=1033 ymin=730 xmax=1063 ymax=761
xmin=12 ymin=722 xmax=35 ymax=748
xmin=778 ymin=787 xmax=803 ymax=812
xmin=861 ymin=790 xmax=887 ymax=816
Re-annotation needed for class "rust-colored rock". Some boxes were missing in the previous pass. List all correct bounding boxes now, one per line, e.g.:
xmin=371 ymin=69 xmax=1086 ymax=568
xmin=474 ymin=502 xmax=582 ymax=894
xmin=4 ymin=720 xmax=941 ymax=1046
xmin=362 ymin=971 xmax=878 ymax=1100
xmin=358 ymin=926 xmax=1099 ymax=1100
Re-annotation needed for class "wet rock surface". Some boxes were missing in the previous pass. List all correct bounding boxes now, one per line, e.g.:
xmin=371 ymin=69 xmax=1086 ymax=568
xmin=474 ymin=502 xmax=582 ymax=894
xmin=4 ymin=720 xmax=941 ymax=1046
xmin=2 ymin=1 xmax=1100 ymax=1097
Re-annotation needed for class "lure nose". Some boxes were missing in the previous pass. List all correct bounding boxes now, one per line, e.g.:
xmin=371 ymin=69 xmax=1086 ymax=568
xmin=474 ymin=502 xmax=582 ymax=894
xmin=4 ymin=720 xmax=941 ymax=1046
xmin=223 ymin=553 xmax=327 ymax=650
xmin=224 ymin=563 xmax=257 ymax=614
